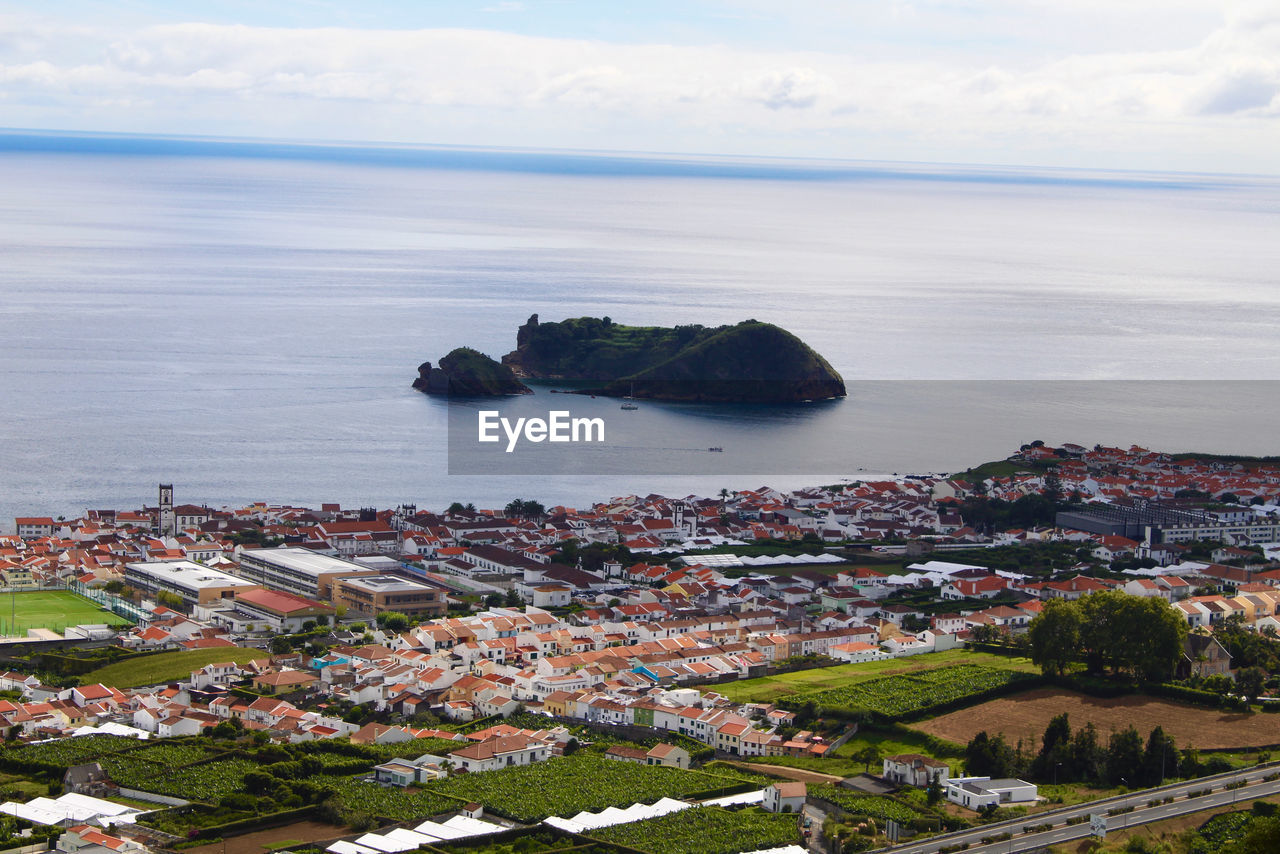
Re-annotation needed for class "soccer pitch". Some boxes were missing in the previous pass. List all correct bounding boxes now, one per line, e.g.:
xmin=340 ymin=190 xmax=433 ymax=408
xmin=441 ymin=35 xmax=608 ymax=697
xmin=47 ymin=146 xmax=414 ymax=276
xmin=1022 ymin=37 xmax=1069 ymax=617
xmin=0 ymin=591 xmax=133 ymax=636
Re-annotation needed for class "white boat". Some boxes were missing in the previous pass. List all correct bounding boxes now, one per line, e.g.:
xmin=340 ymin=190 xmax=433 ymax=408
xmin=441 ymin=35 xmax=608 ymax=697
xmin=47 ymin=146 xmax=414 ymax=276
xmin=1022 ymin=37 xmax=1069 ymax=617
xmin=621 ymin=382 xmax=639 ymax=410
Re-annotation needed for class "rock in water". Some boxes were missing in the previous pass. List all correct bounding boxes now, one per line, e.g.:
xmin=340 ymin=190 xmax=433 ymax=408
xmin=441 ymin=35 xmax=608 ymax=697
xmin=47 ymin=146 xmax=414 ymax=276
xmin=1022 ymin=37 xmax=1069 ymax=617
xmin=412 ymin=348 xmax=532 ymax=396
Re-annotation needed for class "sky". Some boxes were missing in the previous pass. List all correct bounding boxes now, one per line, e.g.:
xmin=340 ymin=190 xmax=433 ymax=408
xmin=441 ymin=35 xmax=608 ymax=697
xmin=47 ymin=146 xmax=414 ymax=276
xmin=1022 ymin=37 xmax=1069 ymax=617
xmin=1 ymin=1 xmax=1278 ymax=173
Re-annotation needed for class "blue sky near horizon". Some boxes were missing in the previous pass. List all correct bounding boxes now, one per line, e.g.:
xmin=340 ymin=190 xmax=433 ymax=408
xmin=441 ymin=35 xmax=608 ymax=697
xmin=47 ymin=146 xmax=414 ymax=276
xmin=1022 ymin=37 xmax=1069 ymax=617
xmin=1 ymin=1 xmax=1277 ymax=173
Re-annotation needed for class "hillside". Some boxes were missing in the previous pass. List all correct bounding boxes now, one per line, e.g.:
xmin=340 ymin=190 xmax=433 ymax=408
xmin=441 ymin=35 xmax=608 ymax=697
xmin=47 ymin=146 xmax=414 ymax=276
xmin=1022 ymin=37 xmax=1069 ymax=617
xmin=79 ymin=647 xmax=267 ymax=689
xmin=501 ymin=315 xmax=845 ymax=403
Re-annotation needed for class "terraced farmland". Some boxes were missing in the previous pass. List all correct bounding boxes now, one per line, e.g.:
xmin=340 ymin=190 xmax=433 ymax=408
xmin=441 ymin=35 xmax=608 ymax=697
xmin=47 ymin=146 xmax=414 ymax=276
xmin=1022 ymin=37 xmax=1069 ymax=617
xmin=783 ymin=664 xmax=1038 ymax=719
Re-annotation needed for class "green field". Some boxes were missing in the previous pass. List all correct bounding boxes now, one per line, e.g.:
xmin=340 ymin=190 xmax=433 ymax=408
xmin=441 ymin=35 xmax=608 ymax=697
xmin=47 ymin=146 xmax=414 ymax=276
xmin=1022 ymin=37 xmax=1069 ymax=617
xmin=80 ymin=647 xmax=267 ymax=688
xmin=711 ymin=649 xmax=1038 ymax=704
xmin=0 ymin=591 xmax=133 ymax=636
xmin=589 ymin=806 xmax=801 ymax=854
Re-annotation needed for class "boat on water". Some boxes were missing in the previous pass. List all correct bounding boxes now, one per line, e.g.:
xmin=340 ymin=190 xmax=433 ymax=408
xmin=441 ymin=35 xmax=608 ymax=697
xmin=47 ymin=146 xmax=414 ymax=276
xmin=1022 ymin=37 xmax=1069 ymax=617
xmin=708 ymin=446 xmax=723 ymax=452
xmin=621 ymin=401 xmax=638 ymax=410
xmin=621 ymin=382 xmax=639 ymax=410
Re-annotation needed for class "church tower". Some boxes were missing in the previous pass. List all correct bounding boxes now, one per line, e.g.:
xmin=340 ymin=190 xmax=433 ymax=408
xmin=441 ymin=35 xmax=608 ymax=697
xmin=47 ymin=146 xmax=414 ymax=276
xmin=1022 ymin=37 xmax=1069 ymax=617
xmin=158 ymin=483 xmax=175 ymax=536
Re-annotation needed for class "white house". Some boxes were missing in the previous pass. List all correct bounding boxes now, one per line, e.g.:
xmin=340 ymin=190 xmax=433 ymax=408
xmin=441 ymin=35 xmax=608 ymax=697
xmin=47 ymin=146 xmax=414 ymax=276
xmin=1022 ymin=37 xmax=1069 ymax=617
xmin=447 ymin=735 xmax=552 ymax=774
xmin=829 ymin=641 xmax=888 ymax=663
xmin=882 ymin=754 xmax=951 ymax=787
xmin=945 ymin=777 xmax=1038 ymax=810
xmin=763 ymin=781 xmax=807 ymax=813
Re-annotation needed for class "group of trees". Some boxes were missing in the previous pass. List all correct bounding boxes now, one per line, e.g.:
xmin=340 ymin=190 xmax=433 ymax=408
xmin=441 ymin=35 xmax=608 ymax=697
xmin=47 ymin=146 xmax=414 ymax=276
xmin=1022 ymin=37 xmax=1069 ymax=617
xmin=1216 ymin=614 xmax=1280 ymax=672
xmin=966 ymin=713 xmax=1209 ymax=789
xmin=374 ymin=611 xmax=410 ymax=633
xmin=1028 ymin=590 xmax=1188 ymax=680
xmin=484 ymin=588 xmax=525 ymax=609
xmin=503 ymin=499 xmax=546 ymax=519
xmin=554 ymin=538 xmax=632 ymax=573
xmin=956 ymin=493 xmax=1063 ymax=534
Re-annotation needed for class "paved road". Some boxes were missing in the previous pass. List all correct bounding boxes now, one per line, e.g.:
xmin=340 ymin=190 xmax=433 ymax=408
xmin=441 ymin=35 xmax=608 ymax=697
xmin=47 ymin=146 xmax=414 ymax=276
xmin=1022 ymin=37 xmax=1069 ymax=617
xmin=876 ymin=763 xmax=1280 ymax=854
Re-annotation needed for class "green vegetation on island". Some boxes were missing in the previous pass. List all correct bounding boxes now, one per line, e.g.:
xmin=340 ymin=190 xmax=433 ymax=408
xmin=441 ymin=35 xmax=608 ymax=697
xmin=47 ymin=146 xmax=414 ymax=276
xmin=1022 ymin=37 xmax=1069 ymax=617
xmin=412 ymin=347 xmax=532 ymax=396
xmin=501 ymin=314 xmax=846 ymax=403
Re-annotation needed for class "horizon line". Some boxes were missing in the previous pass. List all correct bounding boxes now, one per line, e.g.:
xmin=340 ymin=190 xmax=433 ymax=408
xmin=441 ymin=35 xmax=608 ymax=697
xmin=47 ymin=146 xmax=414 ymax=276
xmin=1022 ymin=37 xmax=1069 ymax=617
xmin=0 ymin=126 xmax=1262 ymax=190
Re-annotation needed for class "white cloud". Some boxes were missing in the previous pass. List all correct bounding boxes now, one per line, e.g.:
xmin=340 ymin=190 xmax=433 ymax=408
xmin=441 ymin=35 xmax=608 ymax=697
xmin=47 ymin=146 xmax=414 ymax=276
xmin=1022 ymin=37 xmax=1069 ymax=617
xmin=0 ymin=7 xmax=1277 ymax=172
xmin=742 ymin=67 xmax=833 ymax=110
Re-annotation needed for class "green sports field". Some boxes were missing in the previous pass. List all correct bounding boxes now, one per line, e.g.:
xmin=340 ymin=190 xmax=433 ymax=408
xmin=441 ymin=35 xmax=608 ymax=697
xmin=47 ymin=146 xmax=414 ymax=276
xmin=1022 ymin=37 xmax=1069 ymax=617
xmin=0 ymin=590 xmax=133 ymax=636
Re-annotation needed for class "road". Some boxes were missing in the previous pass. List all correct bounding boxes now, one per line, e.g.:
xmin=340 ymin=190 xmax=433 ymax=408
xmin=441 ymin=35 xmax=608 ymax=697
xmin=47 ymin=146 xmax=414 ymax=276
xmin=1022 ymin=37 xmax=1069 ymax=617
xmin=876 ymin=763 xmax=1280 ymax=854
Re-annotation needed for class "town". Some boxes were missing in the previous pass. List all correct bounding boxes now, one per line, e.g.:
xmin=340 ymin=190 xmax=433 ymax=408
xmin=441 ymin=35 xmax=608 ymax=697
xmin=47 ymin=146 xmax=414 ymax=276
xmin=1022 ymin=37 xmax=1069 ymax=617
xmin=3 ymin=442 xmax=1280 ymax=854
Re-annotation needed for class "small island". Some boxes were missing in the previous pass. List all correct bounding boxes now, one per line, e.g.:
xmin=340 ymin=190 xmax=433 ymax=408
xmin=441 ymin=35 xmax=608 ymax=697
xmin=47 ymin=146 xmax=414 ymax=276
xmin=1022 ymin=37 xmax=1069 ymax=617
xmin=412 ymin=347 xmax=532 ymax=396
xmin=503 ymin=314 xmax=846 ymax=403
xmin=415 ymin=315 xmax=845 ymax=402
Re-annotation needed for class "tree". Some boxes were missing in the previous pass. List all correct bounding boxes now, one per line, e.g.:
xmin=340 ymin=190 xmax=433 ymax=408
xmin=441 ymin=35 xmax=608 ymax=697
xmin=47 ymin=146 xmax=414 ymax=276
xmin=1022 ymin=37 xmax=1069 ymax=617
xmin=376 ymin=611 xmax=411 ymax=633
xmin=1032 ymin=713 xmax=1073 ymax=783
xmin=1140 ymin=726 xmax=1178 ymax=787
xmin=1229 ymin=816 xmax=1280 ymax=854
xmin=1105 ymin=726 xmax=1143 ymax=787
xmin=1028 ymin=599 xmax=1082 ymax=676
xmin=1237 ymin=666 xmax=1267 ymax=704
xmin=504 ymin=499 xmax=546 ymax=520
xmin=970 ymin=623 xmax=1002 ymax=644
xmin=210 ymin=718 xmax=244 ymax=739
xmin=965 ymin=732 xmax=1018 ymax=778
xmin=1043 ymin=468 xmax=1062 ymax=505
xmin=156 ymin=590 xmax=185 ymax=610
xmin=1070 ymin=722 xmax=1106 ymax=785
xmin=243 ymin=771 xmax=274 ymax=795
xmin=1125 ymin=596 xmax=1189 ymax=681
xmin=926 ymin=773 xmax=943 ymax=806
xmin=269 ymin=635 xmax=293 ymax=654
xmin=1076 ymin=590 xmax=1186 ymax=679
xmin=855 ymin=744 xmax=882 ymax=773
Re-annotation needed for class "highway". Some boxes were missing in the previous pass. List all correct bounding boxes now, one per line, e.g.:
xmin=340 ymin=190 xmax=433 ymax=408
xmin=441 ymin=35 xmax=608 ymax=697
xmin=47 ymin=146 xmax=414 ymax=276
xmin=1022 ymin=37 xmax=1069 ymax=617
xmin=874 ymin=763 xmax=1280 ymax=854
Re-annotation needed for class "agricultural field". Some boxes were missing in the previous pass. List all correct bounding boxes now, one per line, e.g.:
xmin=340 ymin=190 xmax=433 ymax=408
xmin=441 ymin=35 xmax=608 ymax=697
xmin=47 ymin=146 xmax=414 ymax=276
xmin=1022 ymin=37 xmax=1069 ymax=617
xmin=178 ymin=821 xmax=366 ymax=854
xmin=129 ymin=742 xmax=217 ymax=767
xmin=0 ymin=591 xmax=131 ymax=635
xmin=317 ymin=776 xmax=465 ymax=822
xmin=428 ymin=752 xmax=758 ymax=822
xmin=712 ymin=650 xmax=1038 ymax=704
xmin=785 ymin=664 xmax=1038 ymax=719
xmin=588 ymin=806 xmax=801 ymax=854
xmin=808 ymin=784 xmax=929 ymax=824
xmin=913 ymin=687 xmax=1280 ymax=751
xmin=103 ymin=756 xmax=260 ymax=801
xmin=0 ymin=735 xmax=145 ymax=768
xmin=79 ymin=647 xmax=266 ymax=688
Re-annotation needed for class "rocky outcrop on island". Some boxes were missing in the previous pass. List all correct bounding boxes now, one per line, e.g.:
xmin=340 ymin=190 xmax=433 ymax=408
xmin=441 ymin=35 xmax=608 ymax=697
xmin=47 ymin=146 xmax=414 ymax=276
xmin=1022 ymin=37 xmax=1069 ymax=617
xmin=412 ymin=347 xmax=532 ymax=396
xmin=501 ymin=314 xmax=845 ymax=403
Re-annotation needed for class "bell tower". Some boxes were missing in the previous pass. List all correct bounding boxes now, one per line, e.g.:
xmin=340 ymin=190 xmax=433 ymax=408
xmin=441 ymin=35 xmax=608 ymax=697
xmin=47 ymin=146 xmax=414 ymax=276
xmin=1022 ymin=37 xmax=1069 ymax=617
xmin=158 ymin=483 xmax=175 ymax=536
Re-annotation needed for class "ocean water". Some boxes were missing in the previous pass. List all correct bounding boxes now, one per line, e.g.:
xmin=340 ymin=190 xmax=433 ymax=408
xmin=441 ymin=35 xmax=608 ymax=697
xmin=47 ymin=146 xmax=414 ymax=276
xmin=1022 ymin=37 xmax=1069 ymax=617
xmin=2 ymin=133 xmax=1279 ymax=524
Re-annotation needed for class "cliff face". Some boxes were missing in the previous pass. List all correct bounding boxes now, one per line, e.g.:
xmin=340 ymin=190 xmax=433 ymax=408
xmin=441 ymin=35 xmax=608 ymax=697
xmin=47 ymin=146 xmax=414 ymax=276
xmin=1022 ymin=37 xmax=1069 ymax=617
xmin=412 ymin=347 xmax=532 ymax=396
xmin=502 ymin=315 xmax=845 ymax=403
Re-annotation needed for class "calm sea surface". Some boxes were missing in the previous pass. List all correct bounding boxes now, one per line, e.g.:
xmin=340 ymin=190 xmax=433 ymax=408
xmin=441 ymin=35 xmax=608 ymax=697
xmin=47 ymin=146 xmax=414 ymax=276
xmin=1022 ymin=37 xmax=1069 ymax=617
xmin=2 ymin=134 xmax=1279 ymax=525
